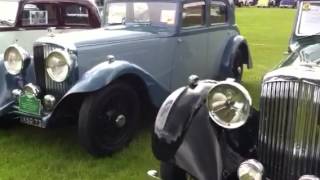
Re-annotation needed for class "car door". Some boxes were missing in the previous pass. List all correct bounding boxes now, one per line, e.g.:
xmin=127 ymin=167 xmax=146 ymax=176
xmin=206 ymin=0 xmax=235 ymax=78
xmin=171 ymin=1 xmax=209 ymax=90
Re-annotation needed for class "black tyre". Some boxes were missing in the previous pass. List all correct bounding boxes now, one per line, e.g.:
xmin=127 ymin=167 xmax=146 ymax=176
xmin=78 ymin=82 xmax=141 ymax=157
xmin=232 ymin=50 xmax=244 ymax=82
xmin=160 ymin=162 xmax=190 ymax=180
xmin=0 ymin=115 xmax=18 ymax=129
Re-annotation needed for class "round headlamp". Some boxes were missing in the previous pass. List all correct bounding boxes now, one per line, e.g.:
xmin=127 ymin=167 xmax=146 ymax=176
xmin=4 ymin=45 xmax=29 ymax=75
xmin=206 ymin=81 xmax=251 ymax=129
xmin=45 ymin=49 xmax=72 ymax=82
xmin=238 ymin=159 xmax=264 ymax=180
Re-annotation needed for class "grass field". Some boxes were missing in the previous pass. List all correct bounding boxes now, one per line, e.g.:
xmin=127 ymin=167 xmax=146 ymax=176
xmin=0 ymin=8 xmax=296 ymax=180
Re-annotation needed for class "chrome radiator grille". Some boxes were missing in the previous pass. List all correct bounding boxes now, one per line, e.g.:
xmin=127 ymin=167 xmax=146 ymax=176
xmin=33 ymin=44 xmax=71 ymax=98
xmin=258 ymin=80 xmax=320 ymax=179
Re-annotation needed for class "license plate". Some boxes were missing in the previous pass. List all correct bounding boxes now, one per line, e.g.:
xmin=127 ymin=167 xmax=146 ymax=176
xmin=19 ymin=94 xmax=41 ymax=116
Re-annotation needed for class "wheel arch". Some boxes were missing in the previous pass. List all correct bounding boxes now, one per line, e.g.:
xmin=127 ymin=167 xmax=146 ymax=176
xmin=47 ymin=61 xmax=169 ymax=126
xmin=238 ymin=41 xmax=252 ymax=68
xmin=218 ymin=35 xmax=252 ymax=79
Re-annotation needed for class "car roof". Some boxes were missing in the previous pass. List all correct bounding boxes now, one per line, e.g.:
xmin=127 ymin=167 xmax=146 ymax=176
xmin=299 ymin=0 xmax=320 ymax=2
xmin=21 ymin=0 xmax=96 ymax=6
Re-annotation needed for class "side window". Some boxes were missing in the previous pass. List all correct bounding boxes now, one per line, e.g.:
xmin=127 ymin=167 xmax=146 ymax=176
xmin=209 ymin=1 xmax=227 ymax=24
xmin=182 ymin=1 xmax=205 ymax=28
xmin=22 ymin=4 xmax=58 ymax=26
xmin=63 ymin=4 xmax=90 ymax=25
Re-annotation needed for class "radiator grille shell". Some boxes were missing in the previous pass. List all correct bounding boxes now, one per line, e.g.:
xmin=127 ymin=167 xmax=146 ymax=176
xmin=258 ymin=79 xmax=320 ymax=179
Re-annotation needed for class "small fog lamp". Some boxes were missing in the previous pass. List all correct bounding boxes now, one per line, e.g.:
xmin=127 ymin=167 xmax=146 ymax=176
xmin=238 ymin=159 xmax=264 ymax=180
xmin=43 ymin=95 xmax=56 ymax=111
xmin=12 ymin=89 xmax=22 ymax=99
xmin=23 ymin=83 xmax=40 ymax=97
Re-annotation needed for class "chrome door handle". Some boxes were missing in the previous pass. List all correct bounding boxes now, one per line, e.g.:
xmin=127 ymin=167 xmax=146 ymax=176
xmin=177 ymin=38 xmax=183 ymax=43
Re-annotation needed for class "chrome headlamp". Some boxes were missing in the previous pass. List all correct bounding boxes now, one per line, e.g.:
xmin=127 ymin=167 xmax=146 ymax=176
xmin=206 ymin=81 xmax=251 ymax=129
xmin=238 ymin=159 xmax=264 ymax=180
xmin=45 ymin=49 xmax=72 ymax=82
xmin=4 ymin=45 xmax=30 ymax=75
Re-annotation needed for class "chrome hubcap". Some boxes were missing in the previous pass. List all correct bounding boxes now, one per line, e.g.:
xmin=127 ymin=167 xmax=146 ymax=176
xmin=115 ymin=114 xmax=126 ymax=128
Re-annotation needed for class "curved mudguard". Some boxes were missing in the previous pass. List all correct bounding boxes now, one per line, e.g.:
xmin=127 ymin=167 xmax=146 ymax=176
xmin=152 ymin=80 xmax=223 ymax=180
xmin=61 ymin=60 xmax=169 ymax=108
xmin=219 ymin=35 xmax=252 ymax=78
xmin=0 ymin=58 xmax=35 ymax=116
xmin=175 ymin=104 xmax=223 ymax=180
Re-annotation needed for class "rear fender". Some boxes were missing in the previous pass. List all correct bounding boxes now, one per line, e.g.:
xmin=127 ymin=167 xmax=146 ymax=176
xmin=219 ymin=35 xmax=252 ymax=78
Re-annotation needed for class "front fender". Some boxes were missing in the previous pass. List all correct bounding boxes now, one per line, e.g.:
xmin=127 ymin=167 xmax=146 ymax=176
xmin=152 ymin=80 xmax=223 ymax=179
xmin=219 ymin=35 xmax=252 ymax=78
xmin=0 ymin=58 xmax=35 ymax=116
xmin=62 ymin=60 xmax=169 ymax=107
xmin=175 ymin=104 xmax=223 ymax=180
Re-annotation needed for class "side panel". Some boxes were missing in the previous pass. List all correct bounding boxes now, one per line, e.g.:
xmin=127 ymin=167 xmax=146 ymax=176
xmin=76 ymin=37 xmax=177 ymax=91
xmin=207 ymin=27 xmax=238 ymax=79
xmin=171 ymin=30 xmax=208 ymax=90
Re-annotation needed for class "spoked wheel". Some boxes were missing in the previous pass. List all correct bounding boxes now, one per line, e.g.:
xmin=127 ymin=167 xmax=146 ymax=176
xmin=160 ymin=162 xmax=195 ymax=180
xmin=232 ymin=50 xmax=244 ymax=82
xmin=78 ymin=82 xmax=140 ymax=157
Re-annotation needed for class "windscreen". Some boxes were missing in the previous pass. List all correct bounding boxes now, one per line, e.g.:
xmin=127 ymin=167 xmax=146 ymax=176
xmin=105 ymin=1 xmax=178 ymax=28
xmin=297 ymin=2 xmax=320 ymax=35
xmin=300 ymin=43 xmax=320 ymax=63
xmin=0 ymin=0 xmax=19 ymax=27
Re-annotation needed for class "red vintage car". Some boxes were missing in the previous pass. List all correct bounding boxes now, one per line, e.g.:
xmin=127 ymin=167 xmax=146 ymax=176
xmin=0 ymin=0 xmax=101 ymax=53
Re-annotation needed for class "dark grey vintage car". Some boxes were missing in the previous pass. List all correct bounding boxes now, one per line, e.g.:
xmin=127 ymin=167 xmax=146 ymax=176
xmin=257 ymin=0 xmax=320 ymax=178
xmin=150 ymin=0 xmax=320 ymax=179
xmin=0 ymin=0 xmax=251 ymax=156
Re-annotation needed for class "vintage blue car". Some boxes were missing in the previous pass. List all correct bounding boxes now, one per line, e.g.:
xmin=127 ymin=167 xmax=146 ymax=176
xmin=0 ymin=0 xmax=251 ymax=156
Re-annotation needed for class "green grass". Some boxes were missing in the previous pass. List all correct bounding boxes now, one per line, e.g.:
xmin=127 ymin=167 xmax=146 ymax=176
xmin=0 ymin=8 xmax=296 ymax=180
xmin=238 ymin=8 xmax=296 ymax=106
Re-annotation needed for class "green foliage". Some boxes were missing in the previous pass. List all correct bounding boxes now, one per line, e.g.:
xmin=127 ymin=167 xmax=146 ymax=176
xmin=0 ymin=8 xmax=295 ymax=180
